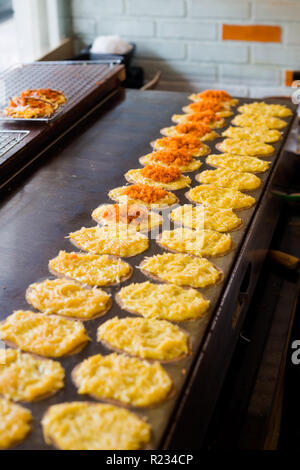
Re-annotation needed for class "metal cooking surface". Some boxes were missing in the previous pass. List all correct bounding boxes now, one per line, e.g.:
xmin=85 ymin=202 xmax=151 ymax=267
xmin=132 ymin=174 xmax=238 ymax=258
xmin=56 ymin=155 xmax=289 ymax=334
xmin=0 ymin=61 xmax=119 ymax=122
xmin=0 ymin=130 xmax=29 ymax=162
xmin=0 ymin=90 xmax=296 ymax=450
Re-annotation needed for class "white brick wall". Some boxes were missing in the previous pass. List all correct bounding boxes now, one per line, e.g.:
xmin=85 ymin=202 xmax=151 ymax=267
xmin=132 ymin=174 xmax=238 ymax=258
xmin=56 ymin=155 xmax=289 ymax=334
xmin=69 ymin=0 xmax=300 ymax=97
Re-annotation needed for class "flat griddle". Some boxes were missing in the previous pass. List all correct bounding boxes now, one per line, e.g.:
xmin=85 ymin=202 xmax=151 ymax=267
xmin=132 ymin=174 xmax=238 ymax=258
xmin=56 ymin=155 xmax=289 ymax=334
xmin=0 ymin=89 xmax=296 ymax=450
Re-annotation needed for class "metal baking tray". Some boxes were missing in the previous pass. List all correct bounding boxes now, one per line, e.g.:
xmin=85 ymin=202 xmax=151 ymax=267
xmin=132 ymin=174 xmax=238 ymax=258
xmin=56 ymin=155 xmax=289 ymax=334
xmin=0 ymin=91 xmax=296 ymax=450
xmin=0 ymin=61 xmax=122 ymax=122
xmin=0 ymin=130 xmax=29 ymax=163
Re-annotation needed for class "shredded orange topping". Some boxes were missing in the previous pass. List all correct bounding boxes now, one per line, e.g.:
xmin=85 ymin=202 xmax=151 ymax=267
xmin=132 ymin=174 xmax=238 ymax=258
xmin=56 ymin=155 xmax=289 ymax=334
xmin=140 ymin=164 xmax=181 ymax=183
xmin=102 ymin=204 xmax=147 ymax=224
xmin=156 ymin=135 xmax=204 ymax=153
xmin=195 ymin=90 xmax=232 ymax=101
xmin=151 ymin=150 xmax=193 ymax=166
xmin=20 ymin=89 xmax=63 ymax=102
xmin=185 ymin=110 xmax=221 ymax=124
xmin=123 ymin=185 xmax=168 ymax=204
xmin=174 ymin=122 xmax=212 ymax=137
xmin=9 ymin=96 xmax=53 ymax=110
xmin=189 ymin=100 xmax=224 ymax=113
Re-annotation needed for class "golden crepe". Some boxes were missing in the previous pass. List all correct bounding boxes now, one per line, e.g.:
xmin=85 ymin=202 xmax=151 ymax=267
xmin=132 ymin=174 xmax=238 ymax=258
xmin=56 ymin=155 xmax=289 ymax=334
xmin=232 ymin=113 xmax=287 ymax=130
xmin=157 ymin=227 xmax=232 ymax=258
xmin=49 ymin=251 xmax=132 ymax=286
xmin=160 ymin=122 xmax=218 ymax=141
xmin=139 ymin=150 xmax=202 ymax=172
xmin=206 ymin=153 xmax=270 ymax=173
xmin=0 ymin=349 xmax=64 ymax=402
xmin=92 ymin=203 xmax=162 ymax=231
xmin=171 ymin=109 xmax=226 ymax=128
xmin=68 ymin=225 xmax=149 ymax=258
xmin=151 ymin=135 xmax=210 ymax=157
xmin=116 ymin=281 xmax=210 ymax=321
xmin=140 ymin=253 xmax=222 ymax=288
xmin=42 ymin=402 xmax=151 ymax=450
xmin=108 ymin=184 xmax=178 ymax=209
xmin=72 ymin=353 xmax=173 ymax=407
xmin=237 ymin=102 xmax=292 ymax=117
xmin=222 ymin=126 xmax=281 ymax=143
xmin=26 ymin=278 xmax=111 ymax=320
xmin=182 ymin=100 xmax=233 ymax=117
xmin=188 ymin=89 xmax=238 ymax=107
xmin=196 ymin=168 xmax=261 ymax=191
xmin=0 ymin=398 xmax=32 ymax=449
xmin=125 ymin=165 xmax=191 ymax=190
xmin=4 ymin=96 xmax=55 ymax=119
xmin=0 ymin=310 xmax=89 ymax=358
xmin=216 ymin=139 xmax=274 ymax=156
xmin=97 ymin=316 xmax=190 ymax=361
xmin=170 ymin=204 xmax=242 ymax=232
xmin=186 ymin=184 xmax=256 ymax=210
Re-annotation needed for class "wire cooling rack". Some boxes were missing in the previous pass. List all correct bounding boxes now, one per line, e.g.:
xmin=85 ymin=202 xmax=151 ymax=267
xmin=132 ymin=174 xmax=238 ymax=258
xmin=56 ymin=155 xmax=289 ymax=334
xmin=0 ymin=61 xmax=121 ymax=122
xmin=0 ymin=130 xmax=29 ymax=162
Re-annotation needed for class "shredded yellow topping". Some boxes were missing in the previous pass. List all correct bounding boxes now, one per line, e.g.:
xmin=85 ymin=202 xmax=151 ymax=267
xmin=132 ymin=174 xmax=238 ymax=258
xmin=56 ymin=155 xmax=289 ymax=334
xmin=42 ymin=402 xmax=151 ymax=450
xmin=49 ymin=251 xmax=131 ymax=286
xmin=68 ymin=225 xmax=149 ymax=257
xmin=197 ymin=168 xmax=261 ymax=190
xmin=222 ymin=126 xmax=281 ymax=143
xmin=218 ymin=138 xmax=274 ymax=156
xmin=187 ymin=184 xmax=256 ymax=210
xmin=97 ymin=316 xmax=189 ymax=361
xmin=118 ymin=281 xmax=210 ymax=321
xmin=0 ymin=398 xmax=32 ymax=449
xmin=0 ymin=349 xmax=64 ymax=402
xmin=141 ymin=252 xmax=222 ymax=288
xmin=206 ymin=153 xmax=270 ymax=173
xmin=232 ymin=113 xmax=287 ymax=130
xmin=170 ymin=204 xmax=242 ymax=232
xmin=0 ymin=310 xmax=89 ymax=357
xmin=26 ymin=278 xmax=111 ymax=320
xmin=73 ymin=353 xmax=172 ymax=407
xmin=237 ymin=102 xmax=292 ymax=117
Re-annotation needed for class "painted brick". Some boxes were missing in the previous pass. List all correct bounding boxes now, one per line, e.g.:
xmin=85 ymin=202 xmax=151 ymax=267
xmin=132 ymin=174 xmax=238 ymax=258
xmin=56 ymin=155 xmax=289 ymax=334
xmin=189 ymin=43 xmax=248 ymax=63
xmin=73 ymin=17 xmax=96 ymax=36
xmin=252 ymin=45 xmax=300 ymax=66
xmin=157 ymin=20 xmax=217 ymax=40
xmin=135 ymin=40 xmax=186 ymax=61
xmin=126 ymin=0 xmax=185 ymax=17
xmin=222 ymin=24 xmax=281 ymax=43
xmin=71 ymin=0 xmax=124 ymax=15
xmin=285 ymin=23 xmax=300 ymax=45
xmin=220 ymin=64 xmax=281 ymax=85
xmin=254 ymin=1 xmax=300 ymax=22
xmin=189 ymin=0 xmax=250 ymax=19
xmin=132 ymin=59 xmax=216 ymax=81
xmin=96 ymin=19 xmax=155 ymax=37
xmin=249 ymin=86 xmax=292 ymax=99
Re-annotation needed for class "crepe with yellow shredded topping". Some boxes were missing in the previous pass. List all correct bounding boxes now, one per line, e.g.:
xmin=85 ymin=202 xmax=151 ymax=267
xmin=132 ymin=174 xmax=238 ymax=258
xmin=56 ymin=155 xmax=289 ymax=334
xmin=108 ymin=185 xmax=178 ymax=209
xmin=140 ymin=253 xmax=222 ymax=288
xmin=232 ymin=113 xmax=287 ymax=130
xmin=0 ymin=349 xmax=64 ymax=402
xmin=92 ymin=203 xmax=162 ymax=231
xmin=216 ymin=139 xmax=274 ymax=156
xmin=0 ymin=398 xmax=32 ymax=449
xmin=139 ymin=152 xmax=201 ymax=173
xmin=170 ymin=204 xmax=242 ymax=232
xmin=72 ymin=353 xmax=173 ymax=407
xmin=68 ymin=226 xmax=149 ymax=258
xmin=237 ymin=102 xmax=292 ymax=117
xmin=186 ymin=184 xmax=255 ymax=210
xmin=125 ymin=167 xmax=191 ymax=190
xmin=0 ymin=311 xmax=89 ymax=358
xmin=97 ymin=317 xmax=190 ymax=361
xmin=49 ymin=251 xmax=132 ymax=286
xmin=26 ymin=278 xmax=111 ymax=320
xmin=206 ymin=153 xmax=270 ymax=173
xmin=157 ymin=227 xmax=232 ymax=258
xmin=42 ymin=402 xmax=151 ymax=450
xmin=196 ymin=168 xmax=261 ymax=191
xmin=116 ymin=281 xmax=210 ymax=321
xmin=222 ymin=126 xmax=281 ymax=143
